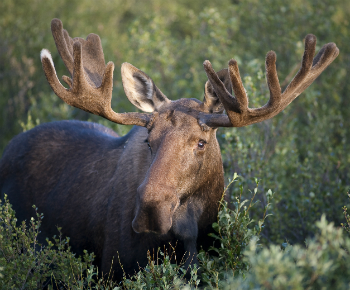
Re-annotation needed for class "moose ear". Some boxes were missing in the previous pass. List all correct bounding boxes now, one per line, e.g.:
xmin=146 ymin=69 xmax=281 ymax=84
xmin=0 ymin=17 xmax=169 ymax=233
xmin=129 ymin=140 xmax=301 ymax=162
xmin=203 ymin=68 xmax=232 ymax=113
xmin=121 ymin=63 xmax=170 ymax=112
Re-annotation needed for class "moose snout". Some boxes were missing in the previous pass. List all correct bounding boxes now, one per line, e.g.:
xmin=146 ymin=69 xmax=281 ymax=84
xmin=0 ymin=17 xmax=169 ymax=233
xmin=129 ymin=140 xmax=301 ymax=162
xmin=132 ymin=186 xmax=180 ymax=235
xmin=132 ymin=205 xmax=173 ymax=235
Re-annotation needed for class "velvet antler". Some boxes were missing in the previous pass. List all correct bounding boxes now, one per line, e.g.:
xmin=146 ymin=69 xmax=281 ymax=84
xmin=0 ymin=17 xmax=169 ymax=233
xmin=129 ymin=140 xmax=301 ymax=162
xmin=201 ymin=34 xmax=339 ymax=127
xmin=40 ymin=18 xmax=150 ymax=126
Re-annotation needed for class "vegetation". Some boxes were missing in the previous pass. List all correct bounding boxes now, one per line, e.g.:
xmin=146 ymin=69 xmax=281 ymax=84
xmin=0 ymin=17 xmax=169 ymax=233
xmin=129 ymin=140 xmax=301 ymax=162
xmin=226 ymin=214 xmax=350 ymax=290
xmin=1 ymin=178 xmax=350 ymax=289
xmin=1 ymin=0 xmax=350 ymax=288
xmin=197 ymin=175 xmax=272 ymax=288
xmin=0 ymin=195 xmax=116 ymax=289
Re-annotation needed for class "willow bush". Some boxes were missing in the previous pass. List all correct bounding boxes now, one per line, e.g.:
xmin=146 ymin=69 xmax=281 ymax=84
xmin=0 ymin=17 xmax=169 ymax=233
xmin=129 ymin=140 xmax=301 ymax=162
xmin=0 ymin=195 xmax=107 ymax=289
xmin=226 ymin=215 xmax=350 ymax=289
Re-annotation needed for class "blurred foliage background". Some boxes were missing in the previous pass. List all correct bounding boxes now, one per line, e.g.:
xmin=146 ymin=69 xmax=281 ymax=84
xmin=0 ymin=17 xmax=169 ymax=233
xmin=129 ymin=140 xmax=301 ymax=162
xmin=0 ymin=0 xmax=349 ymax=245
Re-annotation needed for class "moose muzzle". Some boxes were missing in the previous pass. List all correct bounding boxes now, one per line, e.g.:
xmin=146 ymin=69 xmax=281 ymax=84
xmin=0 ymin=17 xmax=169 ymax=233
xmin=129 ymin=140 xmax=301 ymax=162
xmin=132 ymin=185 xmax=180 ymax=235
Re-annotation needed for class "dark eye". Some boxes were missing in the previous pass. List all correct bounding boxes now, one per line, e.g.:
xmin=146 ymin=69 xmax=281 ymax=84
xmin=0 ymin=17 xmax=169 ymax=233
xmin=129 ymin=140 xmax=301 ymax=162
xmin=198 ymin=140 xmax=207 ymax=149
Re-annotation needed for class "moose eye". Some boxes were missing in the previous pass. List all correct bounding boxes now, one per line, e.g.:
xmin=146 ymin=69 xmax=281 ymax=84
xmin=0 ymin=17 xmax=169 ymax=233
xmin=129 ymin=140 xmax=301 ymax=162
xmin=198 ymin=140 xmax=207 ymax=149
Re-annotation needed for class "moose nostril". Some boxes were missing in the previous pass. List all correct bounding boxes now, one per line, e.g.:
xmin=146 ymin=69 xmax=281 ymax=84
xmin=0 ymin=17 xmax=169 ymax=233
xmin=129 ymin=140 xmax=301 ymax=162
xmin=132 ymin=218 xmax=141 ymax=233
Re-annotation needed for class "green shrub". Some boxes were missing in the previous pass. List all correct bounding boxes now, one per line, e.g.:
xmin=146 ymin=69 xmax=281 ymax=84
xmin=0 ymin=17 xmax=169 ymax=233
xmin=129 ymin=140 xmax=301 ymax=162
xmin=116 ymin=249 xmax=199 ymax=290
xmin=198 ymin=174 xmax=272 ymax=288
xmin=2 ymin=182 xmax=349 ymax=289
xmin=0 ymin=194 xmax=117 ymax=289
xmin=226 ymin=214 xmax=350 ymax=289
xmin=341 ymin=193 xmax=350 ymax=236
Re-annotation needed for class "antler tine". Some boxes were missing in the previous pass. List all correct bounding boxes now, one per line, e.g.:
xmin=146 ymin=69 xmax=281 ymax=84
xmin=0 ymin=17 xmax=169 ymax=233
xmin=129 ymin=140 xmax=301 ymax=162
xmin=203 ymin=52 xmax=282 ymax=126
xmin=279 ymin=34 xmax=316 ymax=103
xmin=247 ymin=50 xmax=282 ymax=119
xmin=51 ymin=18 xmax=107 ymax=88
xmin=227 ymin=59 xmax=249 ymax=110
xmin=41 ymin=20 xmax=151 ymax=127
xmin=280 ymin=40 xmax=339 ymax=108
xmin=51 ymin=19 xmax=74 ymax=76
xmin=201 ymin=34 xmax=339 ymax=128
xmin=203 ymin=60 xmax=241 ymax=113
xmin=41 ymin=49 xmax=70 ymax=101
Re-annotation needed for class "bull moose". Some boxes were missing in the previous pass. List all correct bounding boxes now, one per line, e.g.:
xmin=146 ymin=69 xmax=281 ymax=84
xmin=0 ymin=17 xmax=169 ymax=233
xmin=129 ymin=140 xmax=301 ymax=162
xmin=0 ymin=18 xmax=339 ymax=279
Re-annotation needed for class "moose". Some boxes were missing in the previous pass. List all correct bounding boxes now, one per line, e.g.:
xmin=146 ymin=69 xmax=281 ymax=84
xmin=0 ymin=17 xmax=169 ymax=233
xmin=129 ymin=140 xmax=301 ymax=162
xmin=0 ymin=18 xmax=339 ymax=279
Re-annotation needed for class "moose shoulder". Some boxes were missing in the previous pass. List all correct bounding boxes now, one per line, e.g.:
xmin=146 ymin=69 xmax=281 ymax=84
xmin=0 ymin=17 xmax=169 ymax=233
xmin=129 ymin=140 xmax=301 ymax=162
xmin=0 ymin=18 xmax=339 ymax=279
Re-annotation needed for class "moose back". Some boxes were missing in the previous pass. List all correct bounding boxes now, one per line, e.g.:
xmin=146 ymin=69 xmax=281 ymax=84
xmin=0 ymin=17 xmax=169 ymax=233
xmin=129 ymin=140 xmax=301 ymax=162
xmin=0 ymin=18 xmax=339 ymax=278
